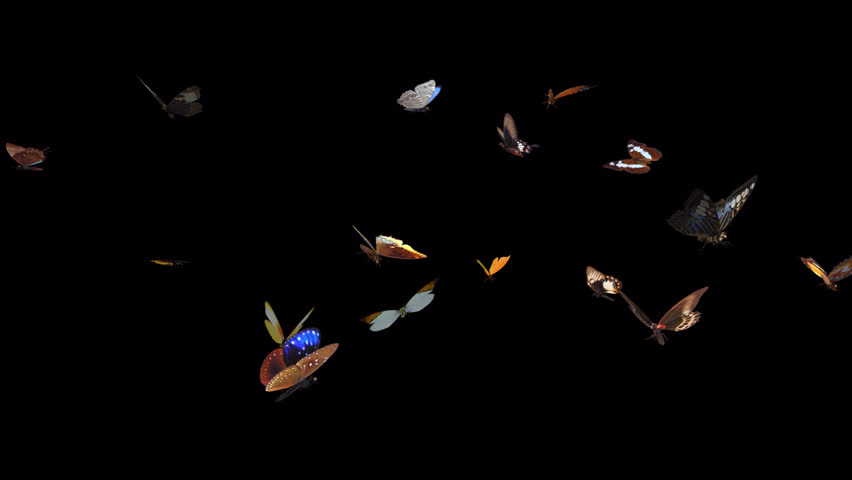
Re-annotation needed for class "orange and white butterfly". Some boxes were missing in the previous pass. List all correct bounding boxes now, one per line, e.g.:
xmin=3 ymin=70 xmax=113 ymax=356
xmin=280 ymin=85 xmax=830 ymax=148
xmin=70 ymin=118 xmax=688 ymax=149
xmin=361 ymin=279 xmax=438 ymax=331
xmin=352 ymin=225 xmax=427 ymax=265
xmin=543 ymin=85 xmax=594 ymax=110
xmin=476 ymin=256 xmax=510 ymax=281
xmin=800 ymin=256 xmax=852 ymax=291
xmin=602 ymin=140 xmax=662 ymax=174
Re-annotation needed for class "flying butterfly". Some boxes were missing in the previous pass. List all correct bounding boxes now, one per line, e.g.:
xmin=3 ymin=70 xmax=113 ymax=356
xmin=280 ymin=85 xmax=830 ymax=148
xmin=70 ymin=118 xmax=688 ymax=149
xmin=352 ymin=224 xmax=427 ymax=265
xmin=543 ymin=85 xmax=594 ymax=110
xmin=361 ymin=278 xmax=438 ymax=332
xmin=667 ymin=176 xmax=757 ymax=245
xmin=7 ymin=142 xmax=48 ymax=171
xmin=260 ymin=343 xmax=339 ymax=398
xmin=617 ymin=287 xmax=709 ymax=345
xmin=136 ymin=75 xmax=203 ymax=119
xmin=149 ymin=259 xmax=191 ymax=267
xmin=476 ymin=256 xmax=511 ymax=281
xmin=800 ymin=256 xmax=852 ymax=291
xmin=497 ymin=113 xmax=539 ymax=157
xmin=397 ymin=79 xmax=441 ymax=112
xmin=602 ymin=140 xmax=662 ymax=174
xmin=585 ymin=266 xmax=622 ymax=301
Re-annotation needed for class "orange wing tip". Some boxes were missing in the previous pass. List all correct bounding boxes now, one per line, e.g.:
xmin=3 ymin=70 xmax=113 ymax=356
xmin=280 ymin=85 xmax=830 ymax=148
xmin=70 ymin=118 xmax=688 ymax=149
xmin=418 ymin=278 xmax=439 ymax=293
xmin=553 ymin=85 xmax=595 ymax=99
xmin=375 ymin=235 xmax=427 ymax=259
xmin=361 ymin=312 xmax=383 ymax=324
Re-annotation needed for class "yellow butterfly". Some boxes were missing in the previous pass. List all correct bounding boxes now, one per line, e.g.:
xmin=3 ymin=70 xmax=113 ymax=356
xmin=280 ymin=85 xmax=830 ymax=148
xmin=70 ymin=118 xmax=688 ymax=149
xmin=264 ymin=302 xmax=315 ymax=345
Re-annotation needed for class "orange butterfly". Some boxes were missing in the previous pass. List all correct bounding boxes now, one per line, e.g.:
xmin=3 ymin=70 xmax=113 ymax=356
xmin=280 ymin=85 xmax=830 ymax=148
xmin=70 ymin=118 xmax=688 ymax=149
xmin=801 ymin=256 xmax=852 ymax=291
xmin=476 ymin=256 xmax=511 ymax=281
xmin=352 ymin=225 xmax=427 ymax=265
xmin=543 ymin=85 xmax=594 ymax=110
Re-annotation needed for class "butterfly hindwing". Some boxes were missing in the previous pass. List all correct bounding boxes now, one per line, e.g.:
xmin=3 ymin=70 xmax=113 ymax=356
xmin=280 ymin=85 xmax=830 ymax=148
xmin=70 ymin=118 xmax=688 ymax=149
xmin=656 ymin=286 xmax=708 ymax=332
xmin=166 ymin=86 xmax=202 ymax=117
xmin=829 ymin=257 xmax=852 ymax=282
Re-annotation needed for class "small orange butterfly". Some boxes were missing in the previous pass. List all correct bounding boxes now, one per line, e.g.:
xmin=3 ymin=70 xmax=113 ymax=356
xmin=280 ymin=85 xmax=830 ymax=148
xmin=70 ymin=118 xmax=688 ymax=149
xmin=801 ymin=256 xmax=852 ymax=291
xmin=476 ymin=256 xmax=511 ymax=281
xmin=543 ymin=85 xmax=594 ymax=110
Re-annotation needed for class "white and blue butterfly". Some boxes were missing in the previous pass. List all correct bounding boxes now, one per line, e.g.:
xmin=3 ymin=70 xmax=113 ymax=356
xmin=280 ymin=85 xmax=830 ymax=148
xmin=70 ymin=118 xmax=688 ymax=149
xmin=397 ymin=79 xmax=441 ymax=112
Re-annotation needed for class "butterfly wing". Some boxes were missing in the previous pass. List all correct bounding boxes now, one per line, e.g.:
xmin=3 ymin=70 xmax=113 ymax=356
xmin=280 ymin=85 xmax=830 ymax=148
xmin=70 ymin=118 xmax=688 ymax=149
xmin=713 ymin=176 xmax=757 ymax=234
xmin=829 ymin=257 xmax=852 ymax=283
xmin=6 ymin=143 xmax=47 ymax=168
xmin=294 ymin=343 xmax=339 ymax=379
xmin=361 ymin=310 xmax=403 ymax=332
xmin=136 ymin=75 xmax=166 ymax=107
xmin=413 ymin=80 xmax=439 ymax=107
xmin=403 ymin=278 xmax=438 ymax=314
xmin=167 ymin=86 xmax=203 ymax=117
xmin=281 ymin=328 xmax=322 ymax=366
xmin=602 ymin=158 xmax=651 ymax=174
xmin=375 ymin=235 xmax=427 ymax=259
xmin=626 ymin=140 xmax=662 ymax=163
xmin=476 ymin=259 xmax=492 ymax=277
xmin=667 ymin=188 xmax=720 ymax=239
xmin=264 ymin=301 xmax=285 ymax=344
xmin=554 ymin=85 xmax=594 ymax=99
xmin=489 ymin=256 xmax=511 ymax=275
xmin=352 ymin=224 xmax=376 ymax=251
xmin=502 ymin=113 xmax=519 ymax=143
xmin=656 ymin=286 xmax=709 ymax=331
xmin=397 ymin=80 xmax=437 ymax=110
xmin=259 ymin=348 xmax=287 ymax=386
xmin=585 ymin=266 xmax=621 ymax=296
xmin=801 ymin=257 xmax=834 ymax=288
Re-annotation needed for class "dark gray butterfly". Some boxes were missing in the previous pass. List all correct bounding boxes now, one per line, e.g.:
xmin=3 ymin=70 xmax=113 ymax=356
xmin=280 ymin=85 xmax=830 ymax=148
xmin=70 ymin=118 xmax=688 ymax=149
xmin=618 ymin=287 xmax=708 ymax=345
xmin=667 ymin=176 xmax=757 ymax=244
xmin=136 ymin=75 xmax=203 ymax=119
xmin=497 ymin=113 xmax=538 ymax=157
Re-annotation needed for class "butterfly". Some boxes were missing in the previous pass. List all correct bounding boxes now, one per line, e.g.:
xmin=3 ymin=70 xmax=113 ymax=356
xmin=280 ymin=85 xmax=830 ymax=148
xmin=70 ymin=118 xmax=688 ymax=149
xmin=352 ymin=225 xmax=427 ymax=265
xmin=497 ymin=113 xmax=538 ymax=157
xmin=149 ymin=259 xmax=191 ymax=267
xmin=397 ymin=79 xmax=441 ymax=112
xmin=585 ymin=266 xmax=622 ymax=301
xmin=136 ymin=75 xmax=203 ymax=119
xmin=476 ymin=256 xmax=511 ymax=281
xmin=800 ymin=256 xmax=852 ymax=291
xmin=602 ymin=140 xmax=662 ymax=174
xmin=7 ymin=142 xmax=48 ymax=171
xmin=667 ymin=175 xmax=757 ymax=245
xmin=259 ymin=303 xmax=337 ymax=398
xmin=361 ymin=278 xmax=438 ymax=332
xmin=543 ymin=85 xmax=594 ymax=110
xmin=617 ymin=286 xmax=709 ymax=345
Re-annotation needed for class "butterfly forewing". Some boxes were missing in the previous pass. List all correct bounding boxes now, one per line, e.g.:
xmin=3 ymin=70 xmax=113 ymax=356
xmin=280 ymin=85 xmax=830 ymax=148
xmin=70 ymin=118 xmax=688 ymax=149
xmin=7 ymin=143 xmax=47 ymax=168
xmin=617 ymin=291 xmax=655 ymax=329
xmin=554 ymin=85 xmax=594 ymax=99
xmin=656 ymin=286 xmax=708 ymax=331
xmin=167 ymin=86 xmax=202 ymax=117
xmin=281 ymin=328 xmax=322 ymax=366
xmin=829 ymin=257 xmax=852 ymax=282
xmin=627 ymin=140 xmax=662 ymax=163
xmin=374 ymin=235 xmax=427 ymax=259
xmin=265 ymin=343 xmax=339 ymax=392
xmin=502 ymin=113 xmax=519 ymax=143
xmin=666 ymin=189 xmax=721 ymax=240
xmin=714 ymin=176 xmax=757 ymax=233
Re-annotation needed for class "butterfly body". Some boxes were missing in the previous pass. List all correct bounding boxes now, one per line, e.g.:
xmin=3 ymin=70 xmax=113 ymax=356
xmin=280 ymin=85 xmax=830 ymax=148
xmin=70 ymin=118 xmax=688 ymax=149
xmin=397 ymin=79 xmax=441 ymax=112
xmin=7 ymin=143 xmax=47 ymax=171
xmin=497 ymin=113 xmax=538 ymax=157
xmin=618 ymin=287 xmax=708 ymax=345
xmin=602 ymin=140 xmax=661 ymax=174
xmin=667 ymin=176 xmax=757 ymax=245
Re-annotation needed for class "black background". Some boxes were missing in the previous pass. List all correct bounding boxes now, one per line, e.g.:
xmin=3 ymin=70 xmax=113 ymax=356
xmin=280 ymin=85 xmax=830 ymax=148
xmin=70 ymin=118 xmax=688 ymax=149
xmin=4 ymin=8 xmax=850 ymax=472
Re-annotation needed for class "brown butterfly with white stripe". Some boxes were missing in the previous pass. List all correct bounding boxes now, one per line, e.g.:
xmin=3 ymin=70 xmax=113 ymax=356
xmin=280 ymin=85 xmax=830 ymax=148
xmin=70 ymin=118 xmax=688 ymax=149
xmin=602 ymin=140 xmax=662 ymax=174
xmin=617 ymin=287 xmax=709 ymax=345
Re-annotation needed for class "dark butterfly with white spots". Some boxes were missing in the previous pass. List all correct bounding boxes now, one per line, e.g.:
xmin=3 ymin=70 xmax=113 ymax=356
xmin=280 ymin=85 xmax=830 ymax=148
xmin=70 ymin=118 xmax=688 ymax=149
xmin=618 ymin=287 xmax=709 ymax=345
xmin=585 ymin=266 xmax=622 ymax=301
xmin=667 ymin=176 xmax=757 ymax=244
xmin=602 ymin=140 xmax=662 ymax=174
xmin=497 ymin=113 xmax=538 ymax=157
xmin=136 ymin=75 xmax=202 ymax=119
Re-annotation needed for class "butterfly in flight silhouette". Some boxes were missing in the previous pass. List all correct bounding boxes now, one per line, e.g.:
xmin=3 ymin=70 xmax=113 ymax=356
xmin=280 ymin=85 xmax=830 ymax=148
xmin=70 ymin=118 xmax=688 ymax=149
xmin=497 ymin=113 xmax=538 ymax=157
xmin=617 ymin=287 xmax=709 ymax=345
xmin=667 ymin=176 xmax=757 ymax=245
xmin=136 ymin=75 xmax=202 ymax=119
xmin=361 ymin=279 xmax=438 ymax=332
xmin=543 ymin=85 xmax=594 ymax=110
xmin=602 ymin=140 xmax=662 ymax=174
xmin=397 ymin=79 xmax=441 ymax=112
xmin=800 ymin=256 xmax=852 ymax=291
